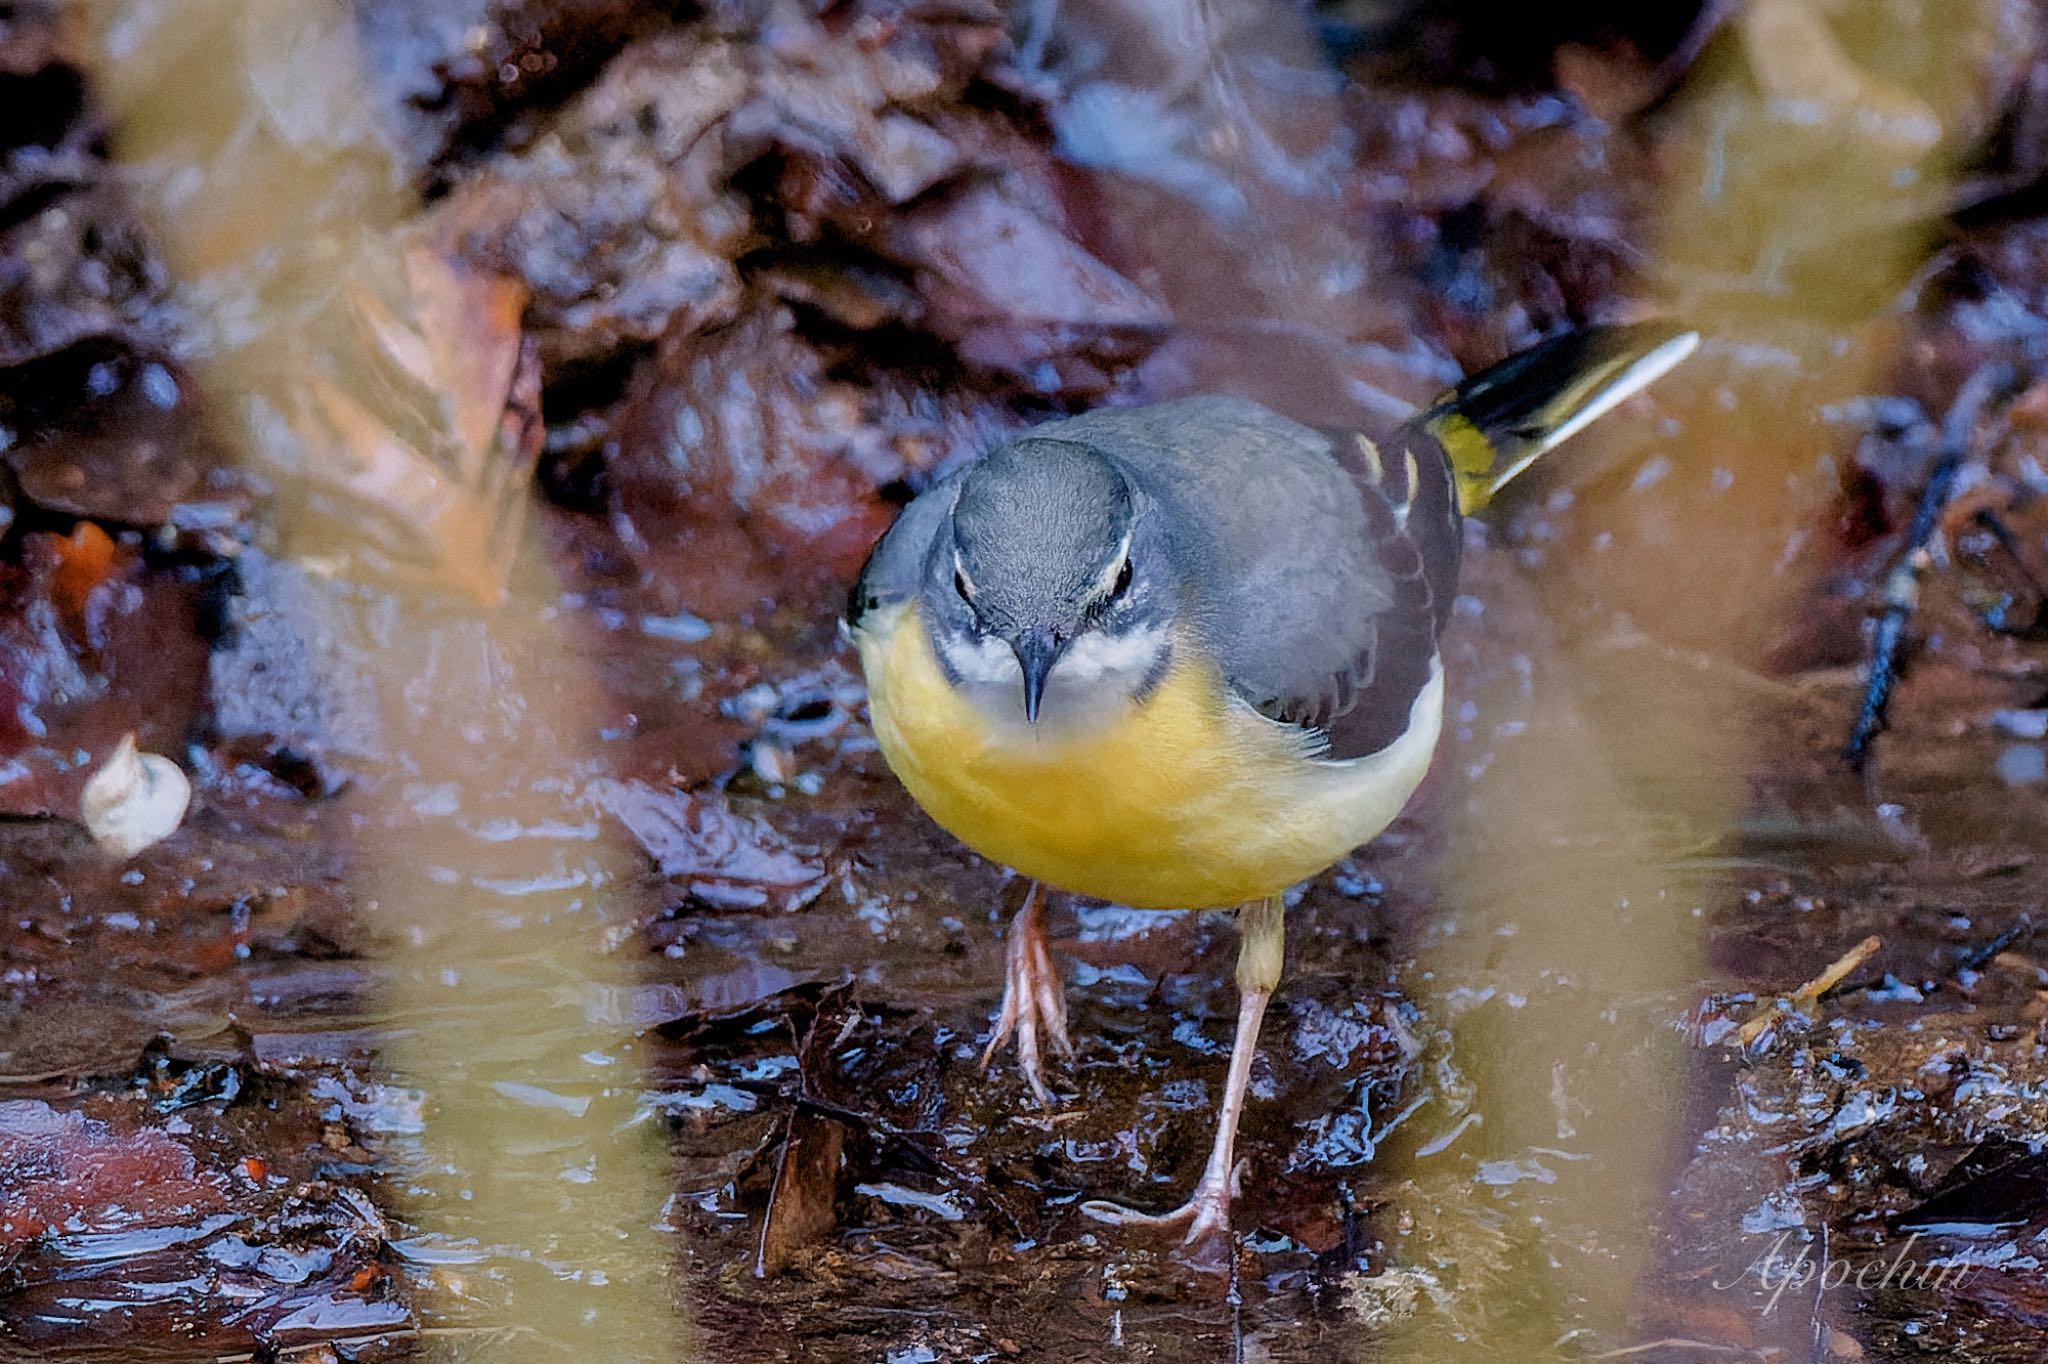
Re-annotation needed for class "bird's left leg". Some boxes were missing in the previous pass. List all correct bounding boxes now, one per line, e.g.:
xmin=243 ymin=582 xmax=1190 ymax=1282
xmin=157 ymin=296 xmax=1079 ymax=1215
xmin=981 ymin=881 xmax=1072 ymax=1105
xmin=1081 ymin=895 xmax=1283 ymax=1248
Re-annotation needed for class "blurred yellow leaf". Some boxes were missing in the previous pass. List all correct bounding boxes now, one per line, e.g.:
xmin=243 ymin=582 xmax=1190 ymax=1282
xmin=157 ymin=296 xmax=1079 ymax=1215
xmin=284 ymin=245 xmax=539 ymax=606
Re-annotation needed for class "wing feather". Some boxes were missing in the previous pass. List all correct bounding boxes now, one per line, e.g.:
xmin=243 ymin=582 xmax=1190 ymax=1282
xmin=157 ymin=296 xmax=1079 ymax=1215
xmin=1033 ymin=398 xmax=1460 ymax=763
xmin=852 ymin=400 xmax=1463 ymax=765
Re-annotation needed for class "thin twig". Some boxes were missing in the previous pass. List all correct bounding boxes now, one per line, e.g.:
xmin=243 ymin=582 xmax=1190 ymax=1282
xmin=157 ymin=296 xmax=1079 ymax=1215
xmin=1959 ymin=912 xmax=2035 ymax=976
xmin=1587 ymin=1339 xmax=1747 ymax=1360
xmin=214 ymin=1326 xmax=527 ymax=1363
xmin=1735 ymin=934 xmax=1883 ymax=1048
xmin=1843 ymin=361 xmax=2015 ymax=771
xmin=1841 ymin=452 xmax=1959 ymax=770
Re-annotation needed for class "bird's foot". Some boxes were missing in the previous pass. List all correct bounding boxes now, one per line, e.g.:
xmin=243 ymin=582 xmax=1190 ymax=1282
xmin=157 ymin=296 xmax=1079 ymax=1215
xmin=1079 ymin=1160 xmax=1243 ymax=1251
xmin=1078 ymin=901 xmax=1276 ymax=1265
xmin=980 ymin=886 xmax=1071 ymax=1105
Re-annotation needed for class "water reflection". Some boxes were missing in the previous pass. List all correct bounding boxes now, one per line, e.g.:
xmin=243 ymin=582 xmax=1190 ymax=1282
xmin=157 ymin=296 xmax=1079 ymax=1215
xmin=74 ymin=2 xmax=691 ymax=1359
xmin=1364 ymin=2 xmax=2002 ymax=1357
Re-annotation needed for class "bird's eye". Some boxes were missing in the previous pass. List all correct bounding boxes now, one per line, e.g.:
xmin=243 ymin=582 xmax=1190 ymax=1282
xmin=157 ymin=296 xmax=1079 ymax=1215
xmin=1109 ymin=554 xmax=1134 ymax=601
xmin=954 ymin=568 xmax=974 ymax=603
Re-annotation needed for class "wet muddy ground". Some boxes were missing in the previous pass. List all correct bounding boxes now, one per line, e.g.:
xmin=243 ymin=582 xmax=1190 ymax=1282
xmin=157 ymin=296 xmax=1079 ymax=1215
xmin=7 ymin=0 xmax=2048 ymax=1360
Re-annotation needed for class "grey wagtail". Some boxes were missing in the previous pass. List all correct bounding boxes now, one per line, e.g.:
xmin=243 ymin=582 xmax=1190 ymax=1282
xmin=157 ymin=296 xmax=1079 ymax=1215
xmin=845 ymin=323 xmax=1698 ymax=1244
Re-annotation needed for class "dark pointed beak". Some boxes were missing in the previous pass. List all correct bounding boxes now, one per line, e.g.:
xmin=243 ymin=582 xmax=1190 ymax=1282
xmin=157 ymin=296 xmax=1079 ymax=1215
xmin=1012 ymin=628 xmax=1062 ymax=724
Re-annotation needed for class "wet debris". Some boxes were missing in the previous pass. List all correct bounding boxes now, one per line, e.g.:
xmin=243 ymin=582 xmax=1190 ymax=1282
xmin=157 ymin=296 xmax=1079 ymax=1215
xmin=0 ymin=784 xmax=374 ymax=1087
xmin=204 ymin=549 xmax=395 ymax=796
xmin=0 ymin=1057 xmax=406 ymax=1357
xmin=0 ymin=524 xmax=213 ymax=820
xmin=428 ymin=0 xmax=1056 ymax=385
xmin=0 ymin=7 xmax=248 ymax=844
xmin=654 ymin=981 xmax=999 ymax=1274
xmin=432 ymin=30 xmax=752 ymax=379
xmin=724 ymin=0 xmax=1006 ymax=223
xmin=1898 ymin=1135 xmax=2048 ymax=1235
xmin=416 ymin=0 xmax=1170 ymax=624
xmin=0 ymin=1097 xmax=227 ymax=1253
xmin=587 ymin=776 xmax=829 ymax=912
xmin=882 ymin=179 xmax=1170 ymax=391
xmin=403 ymin=0 xmax=667 ymax=168
xmin=1669 ymin=992 xmax=2048 ymax=1347
xmin=601 ymin=303 xmax=1013 ymax=619
xmin=4 ymin=348 xmax=248 ymax=538
xmin=0 ymin=147 xmax=168 ymax=374
xmin=0 ymin=2 xmax=241 ymax=543
xmin=755 ymin=1106 xmax=850 ymax=1276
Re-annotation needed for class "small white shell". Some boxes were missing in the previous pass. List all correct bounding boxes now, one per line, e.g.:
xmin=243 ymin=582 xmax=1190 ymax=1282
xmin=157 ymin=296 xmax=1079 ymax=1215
xmin=80 ymin=733 xmax=191 ymax=858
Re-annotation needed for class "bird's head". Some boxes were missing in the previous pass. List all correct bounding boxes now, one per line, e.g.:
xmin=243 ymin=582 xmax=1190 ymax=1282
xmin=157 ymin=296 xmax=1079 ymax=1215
xmin=923 ymin=438 xmax=1173 ymax=727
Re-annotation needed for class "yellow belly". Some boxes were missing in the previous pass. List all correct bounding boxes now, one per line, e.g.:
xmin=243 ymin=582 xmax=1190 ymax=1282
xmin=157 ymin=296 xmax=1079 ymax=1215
xmin=854 ymin=603 xmax=1443 ymax=909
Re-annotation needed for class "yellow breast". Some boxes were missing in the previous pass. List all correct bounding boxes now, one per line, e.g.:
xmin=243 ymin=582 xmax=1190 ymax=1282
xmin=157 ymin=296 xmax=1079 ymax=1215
xmin=854 ymin=603 xmax=1443 ymax=909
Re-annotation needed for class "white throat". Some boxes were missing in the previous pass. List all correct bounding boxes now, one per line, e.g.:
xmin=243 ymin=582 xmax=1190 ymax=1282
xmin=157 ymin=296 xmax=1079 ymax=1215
xmin=937 ymin=626 xmax=1169 ymax=740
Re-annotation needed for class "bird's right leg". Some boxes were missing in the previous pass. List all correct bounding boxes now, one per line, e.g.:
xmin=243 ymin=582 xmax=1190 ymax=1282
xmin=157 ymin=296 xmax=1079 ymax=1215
xmin=980 ymin=881 xmax=1072 ymax=1105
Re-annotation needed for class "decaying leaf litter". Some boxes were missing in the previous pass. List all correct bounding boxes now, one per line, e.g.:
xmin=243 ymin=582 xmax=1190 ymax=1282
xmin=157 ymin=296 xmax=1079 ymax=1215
xmin=4 ymin=0 xmax=2048 ymax=1360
